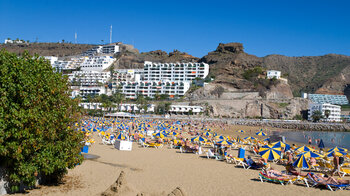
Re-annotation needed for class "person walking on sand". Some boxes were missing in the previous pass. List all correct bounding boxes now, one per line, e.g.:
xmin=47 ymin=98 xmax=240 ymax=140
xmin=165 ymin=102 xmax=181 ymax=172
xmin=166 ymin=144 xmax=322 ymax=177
xmin=332 ymin=152 xmax=341 ymax=177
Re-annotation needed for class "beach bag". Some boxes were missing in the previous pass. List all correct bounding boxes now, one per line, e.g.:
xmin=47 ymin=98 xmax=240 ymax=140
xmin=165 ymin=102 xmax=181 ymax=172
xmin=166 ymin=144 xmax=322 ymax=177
xmin=339 ymin=157 xmax=344 ymax=165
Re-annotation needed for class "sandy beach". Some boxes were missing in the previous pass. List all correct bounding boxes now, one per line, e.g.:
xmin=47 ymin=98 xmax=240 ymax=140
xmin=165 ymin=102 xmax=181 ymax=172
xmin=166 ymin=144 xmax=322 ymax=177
xmin=16 ymin=122 xmax=350 ymax=196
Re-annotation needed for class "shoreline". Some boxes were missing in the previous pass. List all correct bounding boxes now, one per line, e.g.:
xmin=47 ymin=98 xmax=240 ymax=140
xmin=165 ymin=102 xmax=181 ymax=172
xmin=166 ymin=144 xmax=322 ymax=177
xmin=138 ymin=115 xmax=350 ymax=132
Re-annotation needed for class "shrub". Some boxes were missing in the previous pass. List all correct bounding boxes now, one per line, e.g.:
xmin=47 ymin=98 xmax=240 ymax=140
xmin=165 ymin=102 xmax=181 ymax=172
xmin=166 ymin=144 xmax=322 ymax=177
xmin=0 ymin=50 xmax=84 ymax=191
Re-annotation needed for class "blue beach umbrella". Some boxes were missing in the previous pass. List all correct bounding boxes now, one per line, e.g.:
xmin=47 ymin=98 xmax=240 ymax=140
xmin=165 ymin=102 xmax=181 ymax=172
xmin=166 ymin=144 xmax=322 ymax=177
xmin=237 ymin=130 xmax=245 ymax=133
xmin=328 ymin=146 xmax=348 ymax=152
xmin=191 ymin=136 xmax=207 ymax=142
xmin=326 ymin=150 xmax=347 ymax=157
xmin=116 ymin=133 xmax=126 ymax=140
xmin=318 ymin=139 xmax=325 ymax=149
xmin=203 ymin=132 xmax=212 ymax=137
xmin=297 ymin=151 xmax=322 ymax=158
xmin=154 ymin=132 xmax=166 ymax=138
xmin=217 ymin=140 xmax=233 ymax=145
xmin=256 ymin=131 xmax=267 ymax=136
xmin=293 ymin=154 xmax=310 ymax=169
xmin=259 ymin=145 xmax=281 ymax=161
xmin=295 ymin=146 xmax=313 ymax=152
xmin=271 ymin=141 xmax=290 ymax=151
xmin=244 ymin=136 xmax=256 ymax=140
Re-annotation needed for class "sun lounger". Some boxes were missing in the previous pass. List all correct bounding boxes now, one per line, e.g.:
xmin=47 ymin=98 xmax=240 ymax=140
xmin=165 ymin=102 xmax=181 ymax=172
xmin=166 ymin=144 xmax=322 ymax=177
xmin=306 ymin=173 xmax=350 ymax=191
xmin=339 ymin=168 xmax=350 ymax=177
xmin=231 ymin=156 xmax=248 ymax=168
xmin=258 ymin=171 xmax=298 ymax=185
xmin=205 ymin=149 xmax=223 ymax=160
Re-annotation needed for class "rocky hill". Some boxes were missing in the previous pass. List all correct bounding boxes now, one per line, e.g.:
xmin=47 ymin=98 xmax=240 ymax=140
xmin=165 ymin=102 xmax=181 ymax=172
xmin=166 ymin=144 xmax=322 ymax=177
xmin=114 ymin=46 xmax=199 ymax=69
xmin=0 ymin=43 xmax=96 ymax=57
xmin=2 ymin=42 xmax=349 ymax=98
xmin=200 ymin=43 xmax=350 ymax=97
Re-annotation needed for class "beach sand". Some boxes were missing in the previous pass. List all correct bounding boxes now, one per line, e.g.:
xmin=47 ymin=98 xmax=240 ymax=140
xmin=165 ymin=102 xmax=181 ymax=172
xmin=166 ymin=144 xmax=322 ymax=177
xmin=16 ymin=124 xmax=350 ymax=196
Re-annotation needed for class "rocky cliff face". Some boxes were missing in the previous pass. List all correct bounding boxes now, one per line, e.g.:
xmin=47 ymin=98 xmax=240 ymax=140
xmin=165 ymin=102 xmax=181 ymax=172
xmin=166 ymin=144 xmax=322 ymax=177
xmin=201 ymin=43 xmax=350 ymax=96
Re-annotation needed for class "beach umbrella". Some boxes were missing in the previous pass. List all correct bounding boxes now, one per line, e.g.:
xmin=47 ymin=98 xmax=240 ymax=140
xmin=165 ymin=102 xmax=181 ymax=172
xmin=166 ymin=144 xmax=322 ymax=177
xmin=160 ymin=130 xmax=169 ymax=135
xmin=293 ymin=154 xmax=310 ymax=169
xmin=326 ymin=150 xmax=347 ymax=157
xmin=217 ymin=140 xmax=233 ymax=145
xmin=256 ymin=131 xmax=267 ymax=136
xmin=295 ymin=146 xmax=313 ymax=152
xmin=191 ymin=136 xmax=207 ymax=142
xmin=116 ymin=133 xmax=126 ymax=140
xmin=154 ymin=132 xmax=165 ymax=138
xmin=237 ymin=130 xmax=245 ymax=133
xmin=259 ymin=145 xmax=281 ymax=161
xmin=170 ymin=131 xmax=179 ymax=136
xmin=297 ymin=151 xmax=322 ymax=158
xmin=204 ymin=128 xmax=212 ymax=132
xmin=318 ymin=139 xmax=325 ymax=149
xmin=215 ymin=135 xmax=226 ymax=140
xmin=203 ymin=132 xmax=212 ymax=137
xmin=271 ymin=141 xmax=290 ymax=151
xmin=328 ymin=146 xmax=348 ymax=152
xmin=236 ymin=136 xmax=241 ymax=143
xmin=244 ymin=136 xmax=256 ymax=140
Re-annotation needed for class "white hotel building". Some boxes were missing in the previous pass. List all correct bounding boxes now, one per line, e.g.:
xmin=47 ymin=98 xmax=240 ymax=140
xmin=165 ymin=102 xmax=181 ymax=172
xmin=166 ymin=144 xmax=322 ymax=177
xmin=68 ymin=71 xmax=111 ymax=86
xmin=80 ymin=56 xmax=115 ymax=71
xmin=118 ymin=80 xmax=190 ymax=99
xmin=308 ymin=103 xmax=341 ymax=122
xmin=143 ymin=61 xmax=209 ymax=81
xmin=79 ymin=102 xmax=203 ymax=115
xmin=83 ymin=44 xmax=120 ymax=56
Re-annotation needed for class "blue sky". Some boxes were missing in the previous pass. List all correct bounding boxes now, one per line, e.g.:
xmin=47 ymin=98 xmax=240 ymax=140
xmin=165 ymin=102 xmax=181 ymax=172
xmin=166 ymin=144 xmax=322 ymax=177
xmin=1 ymin=0 xmax=349 ymax=57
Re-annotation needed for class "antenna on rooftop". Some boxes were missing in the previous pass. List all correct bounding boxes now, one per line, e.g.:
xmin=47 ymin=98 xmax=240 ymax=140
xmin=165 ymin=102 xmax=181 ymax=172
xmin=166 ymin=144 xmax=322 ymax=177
xmin=110 ymin=25 xmax=112 ymax=44
xmin=75 ymin=32 xmax=77 ymax=44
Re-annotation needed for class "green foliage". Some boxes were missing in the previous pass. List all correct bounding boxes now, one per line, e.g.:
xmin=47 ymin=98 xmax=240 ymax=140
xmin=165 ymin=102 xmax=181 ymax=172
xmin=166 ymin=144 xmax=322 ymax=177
xmin=324 ymin=109 xmax=331 ymax=119
xmin=210 ymin=86 xmax=225 ymax=98
xmin=136 ymin=94 xmax=148 ymax=113
xmin=155 ymin=102 xmax=171 ymax=114
xmin=0 ymin=50 xmax=84 ymax=189
xmin=341 ymin=104 xmax=350 ymax=111
xmin=311 ymin=110 xmax=323 ymax=122
xmin=293 ymin=114 xmax=303 ymax=120
xmin=242 ymin=66 xmax=263 ymax=80
xmin=278 ymin=103 xmax=289 ymax=108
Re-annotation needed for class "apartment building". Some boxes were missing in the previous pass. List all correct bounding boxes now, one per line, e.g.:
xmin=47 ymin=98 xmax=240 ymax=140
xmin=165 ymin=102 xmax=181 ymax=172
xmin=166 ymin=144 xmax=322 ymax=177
xmin=79 ymin=103 xmax=202 ymax=114
xmin=143 ymin=61 xmax=209 ymax=81
xmin=83 ymin=44 xmax=120 ymax=56
xmin=267 ymin=70 xmax=281 ymax=79
xmin=169 ymin=105 xmax=203 ymax=114
xmin=80 ymin=56 xmax=115 ymax=71
xmin=50 ymin=57 xmax=87 ymax=72
xmin=68 ymin=71 xmax=111 ymax=86
xmin=79 ymin=86 xmax=108 ymax=98
xmin=308 ymin=94 xmax=349 ymax=105
xmin=117 ymin=80 xmax=191 ymax=99
xmin=308 ymin=103 xmax=341 ymax=122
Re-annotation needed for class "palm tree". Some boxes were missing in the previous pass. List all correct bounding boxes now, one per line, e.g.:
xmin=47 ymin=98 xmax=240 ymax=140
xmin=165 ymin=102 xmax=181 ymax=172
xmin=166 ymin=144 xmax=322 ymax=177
xmin=311 ymin=110 xmax=323 ymax=122
xmin=112 ymin=92 xmax=125 ymax=112
xmin=324 ymin=109 xmax=331 ymax=119
xmin=136 ymin=94 xmax=148 ymax=113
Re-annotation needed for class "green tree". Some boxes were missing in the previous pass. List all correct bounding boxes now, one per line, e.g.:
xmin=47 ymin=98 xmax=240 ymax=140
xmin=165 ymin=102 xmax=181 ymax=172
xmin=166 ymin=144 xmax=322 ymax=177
xmin=111 ymin=92 xmax=125 ymax=111
xmin=311 ymin=110 xmax=323 ymax=122
xmin=324 ymin=109 xmax=331 ymax=119
xmin=0 ymin=50 xmax=84 ymax=191
xmin=136 ymin=94 xmax=148 ymax=113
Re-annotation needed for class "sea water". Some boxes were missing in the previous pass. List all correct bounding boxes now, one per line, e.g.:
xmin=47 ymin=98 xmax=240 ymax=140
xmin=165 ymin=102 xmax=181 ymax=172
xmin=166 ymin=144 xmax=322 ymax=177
xmin=273 ymin=130 xmax=350 ymax=149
